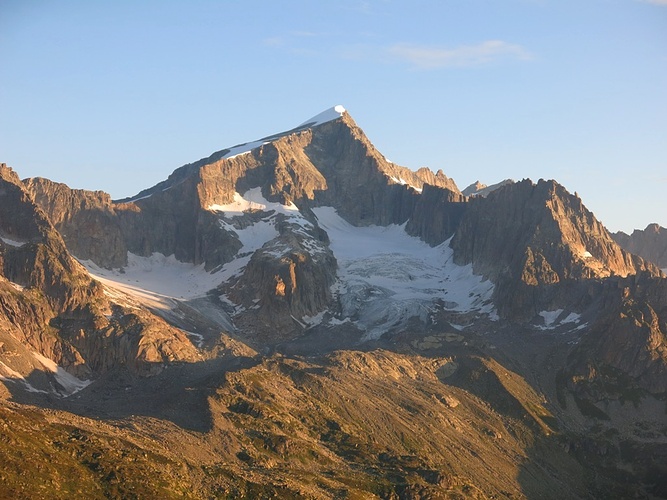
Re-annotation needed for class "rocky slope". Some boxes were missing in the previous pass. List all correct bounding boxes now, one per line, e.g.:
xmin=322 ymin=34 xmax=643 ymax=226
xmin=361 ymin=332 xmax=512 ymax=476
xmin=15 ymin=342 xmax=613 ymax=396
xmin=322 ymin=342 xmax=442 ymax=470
xmin=566 ymin=272 xmax=667 ymax=395
xmin=613 ymin=223 xmax=667 ymax=269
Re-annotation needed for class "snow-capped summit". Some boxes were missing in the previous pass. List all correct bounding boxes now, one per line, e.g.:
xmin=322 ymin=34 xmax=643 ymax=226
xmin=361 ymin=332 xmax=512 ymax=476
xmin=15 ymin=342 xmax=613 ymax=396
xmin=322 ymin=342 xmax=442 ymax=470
xmin=221 ymin=105 xmax=348 ymax=161
xmin=299 ymin=104 xmax=347 ymax=127
xmin=120 ymin=105 xmax=350 ymax=203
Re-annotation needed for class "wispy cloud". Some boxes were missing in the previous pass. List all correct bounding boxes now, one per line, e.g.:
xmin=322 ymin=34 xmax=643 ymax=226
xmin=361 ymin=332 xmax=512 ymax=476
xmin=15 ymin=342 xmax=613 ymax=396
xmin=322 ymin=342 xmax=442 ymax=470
xmin=263 ymin=32 xmax=326 ymax=56
xmin=638 ymin=0 xmax=667 ymax=5
xmin=269 ymin=36 xmax=533 ymax=69
xmin=387 ymin=40 xmax=533 ymax=70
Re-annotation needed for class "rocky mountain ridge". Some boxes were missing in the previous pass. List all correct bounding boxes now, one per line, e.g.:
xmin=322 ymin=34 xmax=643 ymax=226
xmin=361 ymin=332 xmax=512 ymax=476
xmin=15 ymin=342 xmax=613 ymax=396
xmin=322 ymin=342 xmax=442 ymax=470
xmin=1 ymin=106 xmax=666 ymax=498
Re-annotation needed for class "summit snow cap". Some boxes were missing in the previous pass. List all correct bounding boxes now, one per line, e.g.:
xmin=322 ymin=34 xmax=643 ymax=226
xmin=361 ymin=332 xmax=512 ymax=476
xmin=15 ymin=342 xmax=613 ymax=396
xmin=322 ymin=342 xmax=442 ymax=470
xmin=299 ymin=105 xmax=346 ymax=127
xmin=222 ymin=105 xmax=346 ymax=160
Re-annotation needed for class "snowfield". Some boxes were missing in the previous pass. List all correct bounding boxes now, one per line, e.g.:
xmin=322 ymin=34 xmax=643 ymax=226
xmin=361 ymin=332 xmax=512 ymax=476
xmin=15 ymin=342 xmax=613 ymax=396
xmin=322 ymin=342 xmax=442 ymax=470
xmin=312 ymin=207 xmax=496 ymax=340
xmin=82 ymin=193 xmax=498 ymax=342
xmin=83 ymin=188 xmax=313 ymax=311
xmin=82 ymin=253 xmax=224 ymax=311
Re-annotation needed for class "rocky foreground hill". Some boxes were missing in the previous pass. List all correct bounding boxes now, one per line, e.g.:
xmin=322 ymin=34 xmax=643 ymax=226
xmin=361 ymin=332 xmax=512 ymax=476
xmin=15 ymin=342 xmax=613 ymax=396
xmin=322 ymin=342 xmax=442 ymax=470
xmin=1 ymin=106 xmax=666 ymax=499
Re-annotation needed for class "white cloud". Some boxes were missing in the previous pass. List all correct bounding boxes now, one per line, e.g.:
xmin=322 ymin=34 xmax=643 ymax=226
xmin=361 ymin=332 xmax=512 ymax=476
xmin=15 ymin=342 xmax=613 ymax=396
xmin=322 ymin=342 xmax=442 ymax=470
xmin=387 ymin=40 xmax=533 ymax=69
xmin=638 ymin=0 xmax=667 ymax=5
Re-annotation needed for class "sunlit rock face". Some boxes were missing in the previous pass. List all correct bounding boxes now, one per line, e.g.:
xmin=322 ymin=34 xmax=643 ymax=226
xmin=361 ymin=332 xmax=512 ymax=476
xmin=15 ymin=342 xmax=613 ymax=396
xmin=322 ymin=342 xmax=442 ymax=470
xmin=451 ymin=178 xmax=658 ymax=319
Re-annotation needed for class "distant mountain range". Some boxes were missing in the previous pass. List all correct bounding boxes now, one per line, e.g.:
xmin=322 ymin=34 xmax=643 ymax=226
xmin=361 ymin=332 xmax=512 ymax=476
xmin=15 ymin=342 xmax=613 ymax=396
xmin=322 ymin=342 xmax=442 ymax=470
xmin=613 ymin=223 xmax=667 ymax=270
xmin=1 ymin=106 xmax=666 ymax=498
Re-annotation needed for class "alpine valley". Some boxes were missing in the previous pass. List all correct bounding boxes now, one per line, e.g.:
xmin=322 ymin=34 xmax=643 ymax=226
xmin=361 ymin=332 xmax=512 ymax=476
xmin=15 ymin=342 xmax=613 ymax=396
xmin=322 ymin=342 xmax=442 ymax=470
xmin=1 ymin=106 xmax=666 ymax=499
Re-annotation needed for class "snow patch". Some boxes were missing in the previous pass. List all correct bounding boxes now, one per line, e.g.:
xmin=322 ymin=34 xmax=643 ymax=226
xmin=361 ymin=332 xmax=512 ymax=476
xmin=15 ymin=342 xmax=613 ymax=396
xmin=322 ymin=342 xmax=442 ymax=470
xmin=302 ymin=310 xmax=327 ymax=328
xmin=208 ymin=187 xmax=300 ymax=217
xmin=537 ymin=310 xmax=581 ymax=330
xmin=32 ymin=352 xmax=91 ymax=396
xmin=389 ymin=176 xmax=422 ymax=193
xmin=184 ymin=331 xmax=205 ymax=348
xmin=0 ymin=361 xmax=48 ymax=394
xmin=0 ymin=236 xmax=26 ymax=248
xmin=562 ymin=312 xmax=581 ymax=324
xmin=222 ymin=139 xmax=270 ymax=160
xmin=313 ymin=207 xmax=496 ymax=340
xmin=328 ymin=317 xmax=352 ymax=326
xmin=222 ymin=218 xmax=279 ymax=254
xmin=539 ymin=309 xmax=564 ymax=328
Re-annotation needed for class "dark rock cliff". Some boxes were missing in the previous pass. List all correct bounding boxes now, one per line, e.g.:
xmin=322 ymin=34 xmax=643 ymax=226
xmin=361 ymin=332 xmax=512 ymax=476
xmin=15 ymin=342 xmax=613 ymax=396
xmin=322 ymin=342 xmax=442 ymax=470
xmin=405 ymin=185 xmax=466 ymax=246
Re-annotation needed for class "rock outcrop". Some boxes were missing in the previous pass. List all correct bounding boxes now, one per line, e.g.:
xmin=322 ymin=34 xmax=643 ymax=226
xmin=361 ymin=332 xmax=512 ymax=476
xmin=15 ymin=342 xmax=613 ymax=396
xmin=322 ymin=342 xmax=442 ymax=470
xmin=23 ymin=177 xmax=127 ymax=269
xmin=302 ymin=113 xmax=458 ymax=226
xmin=567 ymin=273 xmax=667 ymax=395
xmin=1 ymin=167 xmax=98 ymax=312
xmin=462 ymin=179 xmax=514 ymax=198
xmin=613 ymin=223 xmax=667 ymax=269
xmin=223 ymin=212 xmax=337 ymax=340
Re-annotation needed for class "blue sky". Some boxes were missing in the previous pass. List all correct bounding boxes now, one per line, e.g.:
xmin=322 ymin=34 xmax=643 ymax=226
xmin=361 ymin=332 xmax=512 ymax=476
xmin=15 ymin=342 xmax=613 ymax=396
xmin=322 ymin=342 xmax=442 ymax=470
xmin=1 ymin=0 xmax=665 ymax=233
